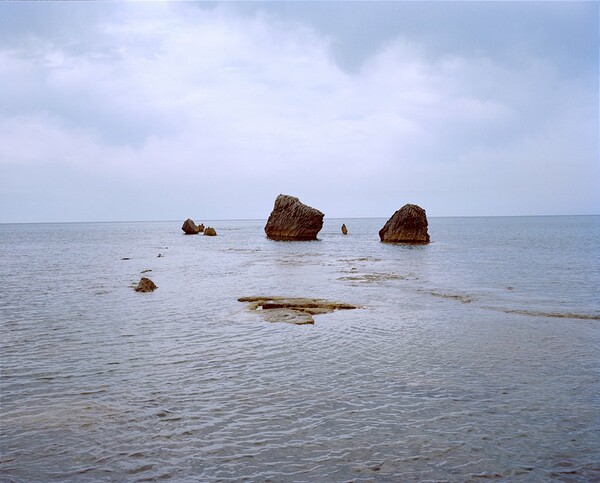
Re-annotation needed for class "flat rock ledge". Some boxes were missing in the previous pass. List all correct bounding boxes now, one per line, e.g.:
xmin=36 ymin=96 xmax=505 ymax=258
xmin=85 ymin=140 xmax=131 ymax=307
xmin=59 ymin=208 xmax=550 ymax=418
xmin=238 ymin=296 xmax=360 ymax=325
xmin=264 ymin=194 xmax=324 ymax=241
xmin=379 ymin=203 xmax=430 ymax=243
xmin=135 ymin=277 xmax=157 ymax=292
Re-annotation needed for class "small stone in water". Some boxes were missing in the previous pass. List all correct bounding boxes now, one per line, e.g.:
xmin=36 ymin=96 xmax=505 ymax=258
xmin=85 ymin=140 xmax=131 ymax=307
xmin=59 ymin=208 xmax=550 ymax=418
xmin=135 ymin=277 xmax=157 ymax=292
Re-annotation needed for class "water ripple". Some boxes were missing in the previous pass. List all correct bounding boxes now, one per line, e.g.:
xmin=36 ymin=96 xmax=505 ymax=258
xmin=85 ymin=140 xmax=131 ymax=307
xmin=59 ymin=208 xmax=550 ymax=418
xmin=1 ymin=218 xmax=599 ymax=481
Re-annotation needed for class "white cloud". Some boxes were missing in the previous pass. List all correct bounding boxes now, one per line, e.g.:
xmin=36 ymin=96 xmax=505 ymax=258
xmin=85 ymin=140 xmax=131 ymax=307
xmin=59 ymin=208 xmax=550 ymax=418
xmin=0 ymin=3 xmax=597 ymax=221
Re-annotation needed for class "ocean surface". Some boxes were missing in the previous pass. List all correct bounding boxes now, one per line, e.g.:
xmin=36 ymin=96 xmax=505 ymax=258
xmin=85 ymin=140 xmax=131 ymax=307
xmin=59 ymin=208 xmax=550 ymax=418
xmin=1 ymin=216 xmax=599 ymax=482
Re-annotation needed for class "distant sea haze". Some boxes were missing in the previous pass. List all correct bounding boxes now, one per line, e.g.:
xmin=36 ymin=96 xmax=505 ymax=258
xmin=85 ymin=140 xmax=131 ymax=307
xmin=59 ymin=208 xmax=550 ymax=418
xmin=1 ymin=216 xmax=599 ymax=481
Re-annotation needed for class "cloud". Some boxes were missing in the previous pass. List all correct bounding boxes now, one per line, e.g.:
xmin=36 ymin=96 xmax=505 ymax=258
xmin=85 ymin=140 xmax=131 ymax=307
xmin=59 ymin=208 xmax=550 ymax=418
xmin=0 ymin=2 xmax=597 ymax=222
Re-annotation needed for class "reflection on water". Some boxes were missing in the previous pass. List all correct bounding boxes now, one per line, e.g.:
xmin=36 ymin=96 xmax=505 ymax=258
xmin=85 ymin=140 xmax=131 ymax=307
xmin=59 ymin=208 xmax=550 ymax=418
xmin=1 ymin=217 xmax=599 ymax=481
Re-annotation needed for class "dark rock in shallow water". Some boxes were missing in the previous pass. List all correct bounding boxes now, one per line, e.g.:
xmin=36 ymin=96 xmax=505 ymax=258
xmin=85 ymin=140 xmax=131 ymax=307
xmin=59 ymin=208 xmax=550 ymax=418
xmin=135 ymin=277 xmax=157 ymax=292
xmin=264 ymin=194 xmax=324 ymax=241
xmin=238 ymin=296 xmax=360 ymax=325
xmin=204 ymin=227 xmax=217 ymax=236
xmin=341 ymin=223 xmax=348 ymax=235
xmin=379 ymin=204 xmax=430 ymax=243
xmin=182 ymin=218 xmax=201 ymax=234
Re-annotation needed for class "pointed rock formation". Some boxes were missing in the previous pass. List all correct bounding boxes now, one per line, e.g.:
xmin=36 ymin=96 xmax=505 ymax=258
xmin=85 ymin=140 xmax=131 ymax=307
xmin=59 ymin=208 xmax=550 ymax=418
xmin=379 ymin=204 xmax=430 ymax=243
xmin=341 ymin=223 xmax=348 ymax=235
xmin=264 ymin=194 xmax=324 ymax=241
xmin=182 ymin=218 xmax=201 ymax=235
xmin=135 ymin=277 xmax=157 ymax=292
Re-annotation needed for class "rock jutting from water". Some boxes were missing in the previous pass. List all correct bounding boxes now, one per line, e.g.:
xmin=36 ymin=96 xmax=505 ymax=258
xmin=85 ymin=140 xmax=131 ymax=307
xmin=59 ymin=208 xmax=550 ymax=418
xmin=182 ymin=218 xmax=202 ymax=235
xmin=238 ymin=296 xmax=360 ymax=325
xmin=135 ymin=277 xmax=157 ymax=292
xmin=264 ymin=194 xmax=324 ymax=241
xmin=204 ymin=227 xmax=217 ymax=236
xmin=341 ymin=223 xmax=348 ymax=235
xmin=379 ymin=204 xmax=430 ymax=243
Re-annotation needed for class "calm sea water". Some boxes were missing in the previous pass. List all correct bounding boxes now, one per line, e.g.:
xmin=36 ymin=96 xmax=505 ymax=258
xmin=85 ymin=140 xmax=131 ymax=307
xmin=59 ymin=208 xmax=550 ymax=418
xmin=1 ymin=216 xmax=599 ymax=482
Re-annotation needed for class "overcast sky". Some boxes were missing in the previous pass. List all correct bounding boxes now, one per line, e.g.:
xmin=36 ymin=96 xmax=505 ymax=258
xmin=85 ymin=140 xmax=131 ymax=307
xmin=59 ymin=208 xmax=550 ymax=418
xmin=0 ymin=1 xmax=598 ymax=222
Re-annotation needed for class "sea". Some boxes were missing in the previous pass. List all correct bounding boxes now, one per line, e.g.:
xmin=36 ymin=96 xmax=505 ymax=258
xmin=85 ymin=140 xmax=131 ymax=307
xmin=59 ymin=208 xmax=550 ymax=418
xmin=1 ymin=216 xmax=599 ymax=482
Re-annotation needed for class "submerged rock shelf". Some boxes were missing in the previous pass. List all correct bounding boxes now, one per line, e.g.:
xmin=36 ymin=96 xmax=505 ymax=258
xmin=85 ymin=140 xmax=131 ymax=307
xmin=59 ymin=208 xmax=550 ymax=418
xmin=238 ymin=296 xmax=360 ymax=325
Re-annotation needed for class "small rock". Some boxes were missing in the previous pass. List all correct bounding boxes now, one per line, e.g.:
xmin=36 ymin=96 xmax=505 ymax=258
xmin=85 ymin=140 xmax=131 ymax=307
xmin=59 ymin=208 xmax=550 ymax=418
xmin=197 ymin=224 xmax=205 ymax=233
xmin=135 ymin=277 xmax=157 ymax=292
xmin=341 ymin=223 xmax=348 ymax=235
xmin=182 ymin=218 xmax=201 ymax=235
xmin=204 ymin=227 xmax=217 ymax=236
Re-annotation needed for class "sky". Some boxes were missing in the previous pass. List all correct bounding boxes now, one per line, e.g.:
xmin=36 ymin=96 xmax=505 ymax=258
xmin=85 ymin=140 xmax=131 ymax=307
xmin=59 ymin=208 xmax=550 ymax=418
xmin=0 ymin=1 xmax=598 ymax=223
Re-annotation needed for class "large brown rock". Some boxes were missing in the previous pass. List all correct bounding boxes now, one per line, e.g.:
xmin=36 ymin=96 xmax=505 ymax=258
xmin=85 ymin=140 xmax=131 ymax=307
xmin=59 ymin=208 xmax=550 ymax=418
xmin=264 ymin=194 xmax=324 ymax=240
xmin=182 ymin=218 xmax=201 ymax=235
xmin=204 ymin=227 xmax=217 ymax=236
xmin=379 ymin=204 xmax=430 ymax=243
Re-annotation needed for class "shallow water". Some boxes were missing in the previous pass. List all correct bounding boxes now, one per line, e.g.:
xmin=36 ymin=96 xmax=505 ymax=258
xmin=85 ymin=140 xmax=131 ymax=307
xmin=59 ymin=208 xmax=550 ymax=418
xmin=1 ymin=216 xmax=599 ymax=481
